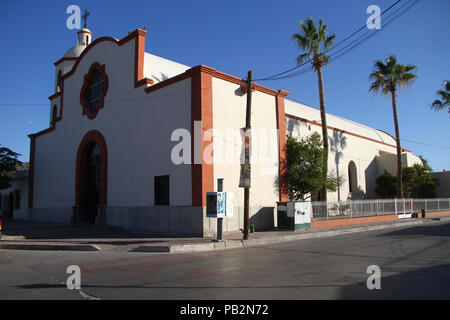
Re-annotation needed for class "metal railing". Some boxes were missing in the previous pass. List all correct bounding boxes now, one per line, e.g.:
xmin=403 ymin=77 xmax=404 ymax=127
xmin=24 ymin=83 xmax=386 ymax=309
xmin=311 ymin=198 xmax=450 ymax=220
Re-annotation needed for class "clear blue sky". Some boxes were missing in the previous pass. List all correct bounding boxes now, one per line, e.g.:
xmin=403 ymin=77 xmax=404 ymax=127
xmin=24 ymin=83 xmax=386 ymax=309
xmin=0 ymin=0 xmax=449 ymax=171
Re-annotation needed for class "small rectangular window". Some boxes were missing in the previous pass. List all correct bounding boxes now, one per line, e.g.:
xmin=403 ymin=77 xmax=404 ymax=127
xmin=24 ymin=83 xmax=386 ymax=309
xmin=15 ymin=190 xmax=21 ymax=209
xmin=154 ymin=175 xmax=170 ymax=206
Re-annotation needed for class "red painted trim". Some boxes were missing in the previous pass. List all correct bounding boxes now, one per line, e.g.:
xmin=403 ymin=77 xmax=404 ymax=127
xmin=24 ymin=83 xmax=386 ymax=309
xmin=48 ymin=92 xmax=61 ymax=100
xmin=376 ymin=128 xmax=412 ymax=153
xmin=191 ymin=66 xmax=214 ymax=207
xmin=27 ymin=135 xmax=36 ymax=208
xmin=144 ymin=65 xmax=214 ymax=94
xmin=79 ymin=62 xmax=109 ymax=119
xmin=276 ymin=92 xmax=289 ymax=201
xmin=75 ymin=130 xmax=108 ymax=205
xmin=54 ymin=57 xmax=78 ymax=66
xmin=77 ymin=29 xmax=93 ymax=37
xmin=35 ymin=29 xmax=150 ymax=140
xmin=60 ymin=30 xmax=146 ymax=82
xmin=212 ymin=69 xmax=287 ymax=97
xmin=134 ymin=30 xmax=154 ymax=88
xmin=144 ymin=70 xmax=191 ymax=93
xmin=285 ymin=114 xmax=409 ymax=152
xmin=31 ymin=127 xmax=55 ymax=138
xmin=145 ymin=64 xmax=286 ymax=99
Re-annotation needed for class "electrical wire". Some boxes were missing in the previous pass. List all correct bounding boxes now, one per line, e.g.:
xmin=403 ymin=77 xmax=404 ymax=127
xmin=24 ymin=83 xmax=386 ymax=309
xmin=253 ymin=0 xmax=419 ymax=82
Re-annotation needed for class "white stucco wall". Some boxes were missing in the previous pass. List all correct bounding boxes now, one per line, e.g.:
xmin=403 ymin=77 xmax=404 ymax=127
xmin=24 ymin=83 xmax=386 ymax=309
xmin=211 ymin=77 xmax=279 ymax=231
xmin=34 ymin=37 xmax=192 ymax=210
xmin=284 ymin=99 xmax=412 ymax=200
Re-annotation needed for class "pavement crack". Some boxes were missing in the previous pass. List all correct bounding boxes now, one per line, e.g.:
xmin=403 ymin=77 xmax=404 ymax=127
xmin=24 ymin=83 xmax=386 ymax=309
xmin=79 ymin=289 xmax=101 ymax=300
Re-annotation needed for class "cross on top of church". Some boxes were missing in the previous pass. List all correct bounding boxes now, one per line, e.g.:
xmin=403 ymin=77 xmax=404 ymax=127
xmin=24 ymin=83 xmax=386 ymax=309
xmin=82 ymin=9 xmax=90 ymax=29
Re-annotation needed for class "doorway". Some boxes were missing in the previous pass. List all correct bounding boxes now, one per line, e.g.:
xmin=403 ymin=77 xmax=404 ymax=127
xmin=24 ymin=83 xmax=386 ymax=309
xmin=76 ymin=130 xmax=107 ymax=224
xmin=85 ymin=143 xmax=100 ymax=223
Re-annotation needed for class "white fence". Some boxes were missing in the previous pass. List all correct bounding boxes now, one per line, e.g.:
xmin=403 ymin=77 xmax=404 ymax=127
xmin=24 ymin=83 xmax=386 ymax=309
xmin=311 ymin=198 xmax=450 ymax=220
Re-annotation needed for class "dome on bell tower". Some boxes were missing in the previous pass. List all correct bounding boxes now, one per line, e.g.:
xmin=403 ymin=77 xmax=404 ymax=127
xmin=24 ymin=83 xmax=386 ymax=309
xmin=63 ymin=28 xmax=92 ymax=58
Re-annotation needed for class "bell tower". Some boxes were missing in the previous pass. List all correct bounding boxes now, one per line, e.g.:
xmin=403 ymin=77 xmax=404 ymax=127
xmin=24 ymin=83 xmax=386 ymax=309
xmin=77 ymin=9 xmax=92 ymax=46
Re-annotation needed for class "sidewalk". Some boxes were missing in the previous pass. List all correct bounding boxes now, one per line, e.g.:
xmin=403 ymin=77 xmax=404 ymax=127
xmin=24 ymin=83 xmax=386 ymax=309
xmin=1 ymin=216 xmax=449 ymax=253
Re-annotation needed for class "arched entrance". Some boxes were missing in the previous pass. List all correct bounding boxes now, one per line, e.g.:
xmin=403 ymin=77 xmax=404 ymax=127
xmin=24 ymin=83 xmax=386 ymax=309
xmin=348 ymin=161 xmax=358 ymax=194
xmin=75 ymin=130 xmax=107 ymax=224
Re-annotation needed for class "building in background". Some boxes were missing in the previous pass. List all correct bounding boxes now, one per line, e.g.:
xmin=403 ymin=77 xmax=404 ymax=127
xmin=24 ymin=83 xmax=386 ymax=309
xmin=431 ymin=170 xmax=450 ymax=197
xmin=28 ymin=28 xmax=423 ymax=236
xmin=0 ymin=164 xmax=29 ymax=221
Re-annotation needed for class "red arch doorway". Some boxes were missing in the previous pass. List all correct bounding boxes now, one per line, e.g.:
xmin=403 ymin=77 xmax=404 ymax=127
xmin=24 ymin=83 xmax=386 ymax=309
xmin=75 ymin=130 xmax=107 ymax=224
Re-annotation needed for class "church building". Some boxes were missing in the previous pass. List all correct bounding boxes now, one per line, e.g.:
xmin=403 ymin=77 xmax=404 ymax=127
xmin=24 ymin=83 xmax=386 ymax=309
xmin=27 ymin=27 xmax=422 ymax=236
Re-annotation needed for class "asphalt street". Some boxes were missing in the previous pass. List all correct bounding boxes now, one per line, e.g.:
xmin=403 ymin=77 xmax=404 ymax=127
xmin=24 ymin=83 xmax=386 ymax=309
xmin=0 ymin=220 xmax=449 ymax=300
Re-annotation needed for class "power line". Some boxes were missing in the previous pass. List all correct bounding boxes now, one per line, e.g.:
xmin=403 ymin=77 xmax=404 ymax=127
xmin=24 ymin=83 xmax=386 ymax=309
xmin=253 ymin=0 xmax=404 ymax=81
xmin=255 ymin=0 xmax=412 ymax=81
xmin=254 ymin=0 xmax=419 ymax=82
xmin=401 ymin=138 xmax=450 ymax=150
xmin=0 ymin=81 xmax=234 ymax=108
xmin=328 ymin=0 xmax=420 ymax=64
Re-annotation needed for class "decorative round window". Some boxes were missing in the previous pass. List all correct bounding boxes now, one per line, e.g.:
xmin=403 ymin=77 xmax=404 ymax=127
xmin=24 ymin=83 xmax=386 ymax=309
xmin=80 ymin=62 xmax=108 ymax=119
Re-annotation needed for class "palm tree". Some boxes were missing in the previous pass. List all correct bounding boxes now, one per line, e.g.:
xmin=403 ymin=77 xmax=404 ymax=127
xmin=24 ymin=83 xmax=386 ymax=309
xmin=430 ymin=80 xmax=449 ymax=114
xmin=369 ymin=55 xmax=417 ymax=198
xmin=292 ymin=18 xmax=336 ymax=201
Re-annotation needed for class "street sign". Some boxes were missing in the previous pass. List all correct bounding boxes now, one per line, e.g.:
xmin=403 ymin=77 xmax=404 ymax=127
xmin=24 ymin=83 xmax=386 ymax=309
xmin=206 ymin=192 xmax=233 ymax=218
xmin=239 ymin=126 xmax=251 ymax=188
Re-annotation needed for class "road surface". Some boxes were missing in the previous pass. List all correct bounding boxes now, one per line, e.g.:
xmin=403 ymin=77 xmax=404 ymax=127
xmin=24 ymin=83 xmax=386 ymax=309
xmin=0 ymin=220 xmax=449 ymax=300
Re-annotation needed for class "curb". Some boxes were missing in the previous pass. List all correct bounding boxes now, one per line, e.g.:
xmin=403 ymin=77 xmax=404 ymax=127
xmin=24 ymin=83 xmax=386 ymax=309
xmin=129 ymin=219 xmax=432 ymax=253
xmin=1 ymin=217 xmax=448 ymax=253
xmin=241 ymin=219 xmax=426 ymax=248
xmin=159 ymin=219 xmax=431 ymax=253
xmin=0 ymin=243 xmax=101 ymax=251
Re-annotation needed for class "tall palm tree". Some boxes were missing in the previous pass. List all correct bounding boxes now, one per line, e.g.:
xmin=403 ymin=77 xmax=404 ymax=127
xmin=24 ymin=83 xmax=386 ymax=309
xmin=430 ymin=80 xmax=449 ymax=114
xmin=369 ymin=55 xmax=417 ymax=198
xmin=293 ymin=18 xmax=336 ymax=201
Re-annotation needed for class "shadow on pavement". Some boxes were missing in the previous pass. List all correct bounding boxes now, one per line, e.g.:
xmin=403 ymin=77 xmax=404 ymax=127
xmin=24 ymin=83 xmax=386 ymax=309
xmin=338 ymin=263 xmax=450 ymax=299
xmin=376 ymin=221 xmax=450 ymax=238
xmin=1 ymin=219 xmax=203 ymax=242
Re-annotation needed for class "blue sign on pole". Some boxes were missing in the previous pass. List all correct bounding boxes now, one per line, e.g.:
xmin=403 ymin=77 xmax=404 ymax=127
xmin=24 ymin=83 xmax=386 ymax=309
xmin=217 ymin=192 xmax=226 ymax=217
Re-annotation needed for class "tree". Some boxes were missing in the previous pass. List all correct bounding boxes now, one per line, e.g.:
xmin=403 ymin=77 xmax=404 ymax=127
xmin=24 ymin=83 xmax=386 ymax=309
xmin=369 ymin=55 xmax=417 ymax=198
xmin=375 ymin=164 xmax=436 ymax=199
xmin=292 ymin=17 xmax=336 ymax=201
xmin=430 ymin=80 xmax=449 ymax=115
xmin=375 ymin=170 xmax=397 ymax=199
xmin=0 ymin=145 xmax=22 ymax=190
xmin=285 ymin=133 xmax=338 ymax=201
xmin=402 ymin=163 xmax=436 ymax=198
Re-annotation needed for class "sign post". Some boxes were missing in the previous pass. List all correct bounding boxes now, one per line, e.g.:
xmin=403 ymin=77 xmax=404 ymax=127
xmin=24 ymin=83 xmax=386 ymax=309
xmin=217 ymin=178 xmax=224 ymax=241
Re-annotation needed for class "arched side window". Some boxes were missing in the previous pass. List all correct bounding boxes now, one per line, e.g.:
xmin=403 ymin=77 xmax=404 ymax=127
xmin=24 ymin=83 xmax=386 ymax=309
xmin=80 ymin=63 xmax=109 ymax=119
xmin=348 ymin=161 xmax=358 ymax=193
xmin=51 ymin=105 xmax=58 ymax=126
xmin=56 ymin=70 xmax=62 ymax=92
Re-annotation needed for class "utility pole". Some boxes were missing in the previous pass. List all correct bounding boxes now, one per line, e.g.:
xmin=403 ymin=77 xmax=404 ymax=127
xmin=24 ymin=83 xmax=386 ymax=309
xmin=243 ymin=70 xmax=252 ymax=240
